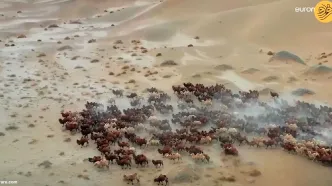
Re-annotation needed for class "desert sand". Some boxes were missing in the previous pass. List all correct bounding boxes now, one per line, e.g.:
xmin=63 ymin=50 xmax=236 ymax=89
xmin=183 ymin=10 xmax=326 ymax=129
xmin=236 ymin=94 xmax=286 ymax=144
xmin=1 ymin=0 xmax=332 ymax=186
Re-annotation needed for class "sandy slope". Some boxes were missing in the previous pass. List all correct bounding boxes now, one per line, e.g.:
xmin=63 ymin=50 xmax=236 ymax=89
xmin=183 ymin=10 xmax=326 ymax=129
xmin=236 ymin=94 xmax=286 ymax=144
xmin=1 ymin=0 xmax=332 ymax=186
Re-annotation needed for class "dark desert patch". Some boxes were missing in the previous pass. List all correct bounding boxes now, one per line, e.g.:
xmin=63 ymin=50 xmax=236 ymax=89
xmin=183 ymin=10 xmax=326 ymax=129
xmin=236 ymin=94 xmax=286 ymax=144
xmin=241 ymin=68 xmax=260 ymax=74
xmin=160 ymin=60 xmax=177 ymax=66
xmin=262 ymin=76 xmax=279 ymax=82
xmin=214 ymin=64 xmax=233 ymax=71
xmin=304 ymin=65 xmax=332 ymax=76
xmin=269 ymin=51 xmax=306 ymax=65
xmin=292 ymin=88 xmax=315 ymax=96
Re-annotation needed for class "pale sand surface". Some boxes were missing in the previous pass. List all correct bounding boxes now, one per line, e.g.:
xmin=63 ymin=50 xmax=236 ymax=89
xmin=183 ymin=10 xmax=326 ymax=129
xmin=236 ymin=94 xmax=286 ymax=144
xmin=1 ymin=0 xmax=332 ymax=186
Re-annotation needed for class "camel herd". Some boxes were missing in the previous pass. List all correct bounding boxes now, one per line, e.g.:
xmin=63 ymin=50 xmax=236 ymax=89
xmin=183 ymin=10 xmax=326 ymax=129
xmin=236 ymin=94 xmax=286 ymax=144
xmin=59 ymin=82 xmax=332 ymax=185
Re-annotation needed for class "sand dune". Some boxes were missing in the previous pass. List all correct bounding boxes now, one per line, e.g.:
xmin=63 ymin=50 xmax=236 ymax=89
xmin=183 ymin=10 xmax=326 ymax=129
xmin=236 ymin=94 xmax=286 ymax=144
xmin=1 ymin=0 xmax=332 ymax=186
xmin=305 ymin=65 xmax=332 ymax=76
